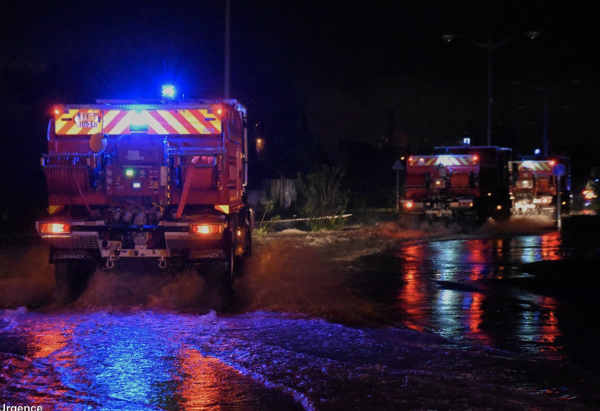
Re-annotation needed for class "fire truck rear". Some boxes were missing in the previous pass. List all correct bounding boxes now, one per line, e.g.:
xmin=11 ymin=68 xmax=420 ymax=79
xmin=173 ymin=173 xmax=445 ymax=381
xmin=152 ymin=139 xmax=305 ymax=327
xmin=36 ymin=98 xmax=253 ymax=302
xmin=400 ymin=145 xmax=512 ymax=221
xmin=509 ymin=157 xmax=571 ymax=215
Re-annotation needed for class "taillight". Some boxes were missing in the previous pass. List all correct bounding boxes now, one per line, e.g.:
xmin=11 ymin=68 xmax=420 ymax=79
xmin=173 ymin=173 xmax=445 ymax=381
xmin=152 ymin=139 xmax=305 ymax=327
xmin=191 ymin=223 xmax=222 ymax=235
xmin=39 ymin=223 xmax=70 ymax=234
xmin=404 ymin=201 xmax=414 ymax=209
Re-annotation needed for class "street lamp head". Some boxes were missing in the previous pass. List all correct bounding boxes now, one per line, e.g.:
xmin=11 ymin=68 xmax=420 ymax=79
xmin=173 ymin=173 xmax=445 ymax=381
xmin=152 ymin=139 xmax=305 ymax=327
xmin=442 ymin=34 xmax=456 ymax=43
xmin=527 ymin=31 xmax=540 ymax=40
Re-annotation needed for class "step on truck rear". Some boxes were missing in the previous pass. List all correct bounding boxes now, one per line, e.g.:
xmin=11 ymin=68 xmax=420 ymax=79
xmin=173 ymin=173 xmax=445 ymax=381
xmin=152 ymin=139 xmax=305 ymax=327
xmin=36 ymin=98 xmax=253 ymax=302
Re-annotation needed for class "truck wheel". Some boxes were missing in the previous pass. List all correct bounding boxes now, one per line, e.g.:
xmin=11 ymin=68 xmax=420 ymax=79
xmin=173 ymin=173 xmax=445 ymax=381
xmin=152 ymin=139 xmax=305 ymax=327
xmin=224 ymin=228 xmax=235 ymax=289
xmin=54 ymin=260 xmax=95 ymax=305
xmin=233 ymin=218 xmax=252 ymax=278
xmin=245 ymin=220 xmax=253 ymax=257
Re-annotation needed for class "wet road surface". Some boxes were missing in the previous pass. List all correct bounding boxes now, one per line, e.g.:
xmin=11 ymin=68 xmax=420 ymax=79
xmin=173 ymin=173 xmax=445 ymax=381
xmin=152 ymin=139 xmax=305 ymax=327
xmin=2 ymin=218 xmax=600 ymax=410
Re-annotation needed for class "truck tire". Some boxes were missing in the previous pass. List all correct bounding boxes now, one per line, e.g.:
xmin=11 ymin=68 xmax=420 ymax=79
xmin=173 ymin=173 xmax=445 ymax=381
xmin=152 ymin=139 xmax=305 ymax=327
xmin=223 ymin=228 xmax=235 ymax=291
xmin=245 ymin=220 xmax=253 ymax=257
xmin=54 ymin=260 xmax=95 ymax=304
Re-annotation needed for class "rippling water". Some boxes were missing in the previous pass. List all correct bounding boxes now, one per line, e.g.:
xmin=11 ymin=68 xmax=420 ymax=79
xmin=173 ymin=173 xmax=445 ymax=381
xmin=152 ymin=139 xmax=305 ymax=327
xmin=2 ymin=221 xmax=600 ymax=409
xmin=2 ymin=308 xmax=598 ymax=410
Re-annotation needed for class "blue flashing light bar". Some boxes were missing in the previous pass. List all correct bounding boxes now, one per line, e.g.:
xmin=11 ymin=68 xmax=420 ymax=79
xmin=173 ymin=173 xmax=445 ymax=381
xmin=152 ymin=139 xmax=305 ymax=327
xmin=162 ymin=85 xmax=176 ymax=99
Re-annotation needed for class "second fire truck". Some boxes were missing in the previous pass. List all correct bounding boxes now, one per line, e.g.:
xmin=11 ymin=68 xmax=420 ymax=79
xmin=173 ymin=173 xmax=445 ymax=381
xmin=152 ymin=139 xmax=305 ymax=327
xmin=400 ymin=145 xmax=513 ymax=221
xmin=509 ymin=157 xmax=571 ymax=215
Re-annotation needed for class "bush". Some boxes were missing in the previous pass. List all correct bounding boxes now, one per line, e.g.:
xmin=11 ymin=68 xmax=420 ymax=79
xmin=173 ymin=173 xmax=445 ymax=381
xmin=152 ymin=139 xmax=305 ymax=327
xmin=297 ymin=166 xmax=349 ymax=230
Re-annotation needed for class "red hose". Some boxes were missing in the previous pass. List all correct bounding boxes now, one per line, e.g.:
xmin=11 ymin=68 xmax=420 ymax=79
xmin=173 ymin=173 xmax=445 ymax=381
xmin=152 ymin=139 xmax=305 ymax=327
xmin=175 ymin=156 xmax=200 ymax=219
xmin=72 ymin=164 xmax=95 ymax=217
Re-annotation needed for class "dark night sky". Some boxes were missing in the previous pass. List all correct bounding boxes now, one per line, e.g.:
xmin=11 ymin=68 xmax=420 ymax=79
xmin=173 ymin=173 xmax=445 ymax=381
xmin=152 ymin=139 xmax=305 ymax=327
xmin=1 ymin=1 xmax=599 ymax=162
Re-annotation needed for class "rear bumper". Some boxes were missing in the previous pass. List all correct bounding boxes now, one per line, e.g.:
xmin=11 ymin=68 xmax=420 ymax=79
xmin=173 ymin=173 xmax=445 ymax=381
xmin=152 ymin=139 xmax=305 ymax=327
xmin=399 ymin=200 xmax=477 ymax=217
xmin=37 ymin=221 xmax=228 ymax=263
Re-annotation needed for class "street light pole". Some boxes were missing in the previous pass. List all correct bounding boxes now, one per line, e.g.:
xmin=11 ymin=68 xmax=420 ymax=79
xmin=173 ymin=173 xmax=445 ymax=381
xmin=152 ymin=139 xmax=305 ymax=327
xmin=536 ymin=80 xmax=579 ymax=156
xmin=542 ymin=82 xmax=550 ymax=156
xmin=487 ymin=34 xmax=493 ymax=146
xmin=224 ymin=0 xmax=231 ymax=99
xmin=443 ymin=31 xmax=539 ymax=146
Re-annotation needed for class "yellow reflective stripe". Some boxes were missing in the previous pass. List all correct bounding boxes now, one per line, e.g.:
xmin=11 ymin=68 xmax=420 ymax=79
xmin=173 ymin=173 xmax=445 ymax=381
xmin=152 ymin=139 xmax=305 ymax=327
xmin=200 ymin=109 xmax=222 ymax=133
xmin=55 ymin=110 xmax=77 ymax=134
xmin=180 ymin=109 xmax=204 ymax=133
xmin=158 ymin=110 xmax=188 ymax=134
xmin=65 ymin=109 xmax=81 ymax=134
xmin=111 ymin=110 xmax=135 ymax=135
xmin=143 ymin=110 xmax=169 ymax=134
xmin=102 ymin=110 xmax=121 ymax=132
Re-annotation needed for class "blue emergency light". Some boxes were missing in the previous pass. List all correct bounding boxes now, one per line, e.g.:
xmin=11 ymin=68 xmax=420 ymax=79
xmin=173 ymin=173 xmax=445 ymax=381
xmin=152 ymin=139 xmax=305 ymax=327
xmin=162 ymin=85 xmax=176 ymax=99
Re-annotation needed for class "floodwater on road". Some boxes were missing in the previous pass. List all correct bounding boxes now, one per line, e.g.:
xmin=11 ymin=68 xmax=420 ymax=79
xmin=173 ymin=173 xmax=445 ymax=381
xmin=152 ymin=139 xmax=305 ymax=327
xmin=2 ymin=217 xmax=600 ymax=410
xmin=393 ymin=232 xmax=600 ymax=365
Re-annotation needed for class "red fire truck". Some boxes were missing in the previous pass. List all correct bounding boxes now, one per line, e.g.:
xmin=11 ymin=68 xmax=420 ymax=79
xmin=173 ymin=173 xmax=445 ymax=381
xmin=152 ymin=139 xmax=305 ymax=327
xmin=509 ymin=157 xmax=571 ymax=215
xmin=400 ymin=145 xmax=513 ymax=221
xmin=36 ymin=97 xmax=253 ymax=302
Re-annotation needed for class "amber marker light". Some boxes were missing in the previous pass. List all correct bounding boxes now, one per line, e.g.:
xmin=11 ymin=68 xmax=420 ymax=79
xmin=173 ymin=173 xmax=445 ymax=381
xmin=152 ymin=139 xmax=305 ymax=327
xmin=191 ymin=223 xmax=221 ymax=235
xmin=39 ymin=223 xmax=70 ymax=234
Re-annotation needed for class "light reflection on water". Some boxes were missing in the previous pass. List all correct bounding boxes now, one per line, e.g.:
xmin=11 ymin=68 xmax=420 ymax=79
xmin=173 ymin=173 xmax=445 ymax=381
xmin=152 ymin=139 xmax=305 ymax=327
xmin=396 ymin=232 xmax=568 ymax=358
xmin=3 ymin=312 xmax=304 ymax=411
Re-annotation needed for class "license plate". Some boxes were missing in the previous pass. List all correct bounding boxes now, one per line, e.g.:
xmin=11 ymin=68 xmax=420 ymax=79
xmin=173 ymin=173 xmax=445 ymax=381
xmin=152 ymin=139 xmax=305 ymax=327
xmin=76 ymin=112 xmax=99 ymax=128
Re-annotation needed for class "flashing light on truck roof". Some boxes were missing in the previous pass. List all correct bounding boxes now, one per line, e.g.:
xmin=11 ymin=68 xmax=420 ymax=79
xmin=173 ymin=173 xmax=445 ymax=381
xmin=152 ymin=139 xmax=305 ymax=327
xmin=162 ymin=84 xmax=176 ymax=99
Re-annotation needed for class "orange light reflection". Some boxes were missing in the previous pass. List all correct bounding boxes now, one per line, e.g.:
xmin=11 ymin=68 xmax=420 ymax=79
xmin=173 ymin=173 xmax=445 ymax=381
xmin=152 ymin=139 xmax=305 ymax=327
xmin=398 ymin=244 xmax=429 ymax=332
xmin=178 ymin=348 xmax=236 ymax=409
xmin=540 ymin=232 xmax=562 ymax=261
xmin=465 ymin=292 xmax=492 ymax=345
xmin=29 ymin=324 xmax=72 ymax=359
